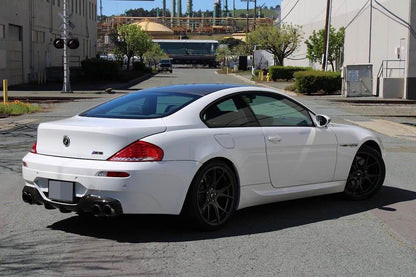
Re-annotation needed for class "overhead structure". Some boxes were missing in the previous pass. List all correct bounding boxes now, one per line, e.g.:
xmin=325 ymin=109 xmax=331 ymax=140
xmin=132 ymin=20 xmax=174 ymax=38
xmin=186 ymin=0 xmax=192 ymax=16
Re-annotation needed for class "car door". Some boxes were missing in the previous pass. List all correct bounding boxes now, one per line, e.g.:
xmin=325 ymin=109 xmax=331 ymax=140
xmin=244 ymin=92 xmax=337 ymax=188
xmin=201 ymin=95 xmax=270 ymax=187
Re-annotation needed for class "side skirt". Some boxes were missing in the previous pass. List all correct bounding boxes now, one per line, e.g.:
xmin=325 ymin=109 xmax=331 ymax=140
xmin=238 ymin=180 xmax=346 ymax=210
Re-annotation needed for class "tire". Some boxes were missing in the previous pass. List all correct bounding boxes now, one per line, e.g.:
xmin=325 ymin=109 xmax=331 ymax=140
xmin=170 ymin=70 xmax=173 ymax=73
xmin=185 ymin=160 xmax=238 ymax=231
xmin=343 ymin=145 xmax=385 ymax=200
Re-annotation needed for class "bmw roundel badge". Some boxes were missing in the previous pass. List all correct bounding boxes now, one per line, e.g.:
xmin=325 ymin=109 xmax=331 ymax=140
xmin=63 ymin=135 xmax=71 ymax=147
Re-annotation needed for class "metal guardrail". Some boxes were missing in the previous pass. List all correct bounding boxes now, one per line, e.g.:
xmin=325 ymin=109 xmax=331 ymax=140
xmin=377 ymin=59 xmax=405 ymax=78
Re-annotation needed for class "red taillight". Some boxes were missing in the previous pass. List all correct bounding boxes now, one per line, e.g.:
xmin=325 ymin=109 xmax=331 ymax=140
xmin=108 ymin=141 xmax=164 ymax=162
xmin=30 ymin=142 xmax=37 ymax=154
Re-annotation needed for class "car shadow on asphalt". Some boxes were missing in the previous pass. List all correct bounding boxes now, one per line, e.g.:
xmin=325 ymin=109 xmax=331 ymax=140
xmin=48 ymin=186 xmax=416 ymax=243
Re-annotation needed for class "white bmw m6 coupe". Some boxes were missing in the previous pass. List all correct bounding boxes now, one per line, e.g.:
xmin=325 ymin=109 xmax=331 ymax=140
xmin=22 ymin=84 xmax=385 ymax=230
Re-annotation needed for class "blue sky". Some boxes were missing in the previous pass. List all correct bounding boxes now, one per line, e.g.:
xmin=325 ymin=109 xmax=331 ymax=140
xmin=102 ymin=0 xmax=281 ymax=16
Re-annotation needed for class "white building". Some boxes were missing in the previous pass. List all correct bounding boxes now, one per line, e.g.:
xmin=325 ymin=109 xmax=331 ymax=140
xmin=281 ymin=0 xmax=416 ymax=100
xmin=0 ymin=0 xmax=97 ymax=86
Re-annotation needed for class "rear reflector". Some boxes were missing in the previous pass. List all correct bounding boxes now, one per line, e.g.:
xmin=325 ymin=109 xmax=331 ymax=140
xmin=96 ymin=171 xmax=130 ymax=177
xmin=106 ymin=171 xmax=130 ymax=178
xmin=108 ymin=141 xmax=164 ymax=162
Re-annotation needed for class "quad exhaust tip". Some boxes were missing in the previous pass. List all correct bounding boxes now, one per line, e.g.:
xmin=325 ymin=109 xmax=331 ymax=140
xmin=91 ymin=203 xmax=117 ymax=217
xmin=22 ymin=192 xmax=33 ymax=204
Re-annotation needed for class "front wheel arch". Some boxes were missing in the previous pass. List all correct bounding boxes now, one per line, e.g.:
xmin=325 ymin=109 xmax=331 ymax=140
xmin=343 ymin=144 xmax=386 ymax=200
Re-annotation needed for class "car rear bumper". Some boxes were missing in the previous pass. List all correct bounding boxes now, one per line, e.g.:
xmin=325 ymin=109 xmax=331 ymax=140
xmin=22 ymin=152 xmax=200 ymax=215
xmin=22 ymin=185 xmax=123 ymax=216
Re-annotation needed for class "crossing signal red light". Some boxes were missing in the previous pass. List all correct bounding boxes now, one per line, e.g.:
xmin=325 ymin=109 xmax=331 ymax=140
xmin=53 ymin=38 xmax=64 ymax=49
xmin=67 ymin=39 xmax=80 ymax=49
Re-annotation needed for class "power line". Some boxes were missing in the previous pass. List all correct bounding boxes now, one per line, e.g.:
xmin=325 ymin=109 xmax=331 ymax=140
xmin=373 ymin=0 xmax=416 ymax=38
xmin=279 ymin=0 xmax=302 ymax=23
xmin=345 ymin=0 xmax=370 ymax=30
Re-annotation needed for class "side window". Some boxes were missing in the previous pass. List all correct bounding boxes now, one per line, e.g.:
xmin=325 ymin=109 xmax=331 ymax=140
xmin=202 ymin=96 xmax=258 ymax=128
xmin=246 ymin=94 xmax=314 ymax=127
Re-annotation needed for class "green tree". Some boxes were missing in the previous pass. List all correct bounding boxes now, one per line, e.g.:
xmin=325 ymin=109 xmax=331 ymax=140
xmin=247 ymin=24 xmax=302 ymax=66
xmin=219 ymin=37 xmax=244 ymax=51
xmin=111 ymin=24 xmax=153 ymax=70
xmin=143 ymin=43 xmax=168 ymax=68
xmin=216 ymin=45 xmax=232 ymax=67
xmin=305 ymin=26 xmax=345 ymax=71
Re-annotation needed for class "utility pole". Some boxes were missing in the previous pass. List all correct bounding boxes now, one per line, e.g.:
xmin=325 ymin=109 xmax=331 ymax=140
xmin=253 ymin=0 xmax=256 ymax=30
xmin=322 ymin=0 xmax=332 ymax=71
xmin=62 ymin=0 xmax=72 ymax=93
xmin=246 ymin=0 xmax=249 ymax=34
xmin=368 ymin=0 xmax=373 ymax=63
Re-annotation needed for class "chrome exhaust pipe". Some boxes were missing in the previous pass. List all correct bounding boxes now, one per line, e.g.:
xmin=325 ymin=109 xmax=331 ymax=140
xmin=103 ymin=204 xmax=115 ymax=216
xmin=91 ymin=204 xmax=102 ymax=216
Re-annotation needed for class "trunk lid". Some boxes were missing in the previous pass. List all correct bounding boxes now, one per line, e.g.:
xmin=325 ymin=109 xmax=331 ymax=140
xmin=36 ymin=116 xmax=166 ymax=160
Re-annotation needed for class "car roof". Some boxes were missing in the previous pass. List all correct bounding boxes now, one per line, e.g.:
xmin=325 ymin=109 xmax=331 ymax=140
xmin=137 ymin=84 xmax=247 ymax=96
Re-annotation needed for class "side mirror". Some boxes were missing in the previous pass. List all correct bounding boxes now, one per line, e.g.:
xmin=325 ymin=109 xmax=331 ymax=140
xmin=316 ymin=114 xmax=331 ymax=128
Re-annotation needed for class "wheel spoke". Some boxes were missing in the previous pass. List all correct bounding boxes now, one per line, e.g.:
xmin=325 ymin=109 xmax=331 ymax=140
xmin=214 ymin=171 xmax=226 ymax=187
xmin=218 ymin=183 xmax=232 ymax=194
xmin=217 ymin=204 xmax=230 ymax=215
xmin=217 ymin=193 xmax=234 ymax=200
xmin=213 ymin=204 xmax=221 ymax=223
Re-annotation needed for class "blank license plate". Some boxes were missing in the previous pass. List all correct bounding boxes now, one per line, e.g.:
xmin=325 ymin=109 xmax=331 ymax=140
xmin=48 ymin=180 xmax=74 ymax=203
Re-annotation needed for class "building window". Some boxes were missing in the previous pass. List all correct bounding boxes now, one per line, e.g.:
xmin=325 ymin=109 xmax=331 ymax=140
xmin=0 ymin=24 xmax=5 ymax=39
xmin=57 ymin=0 xmax=60 ymax=7
xmin=9 ymin=24 xmax=22 ymax=41
xmin=83 ymin=0 xmax=85 ymax=16
xmin=32 ymin=31 xmax=45 ymax=43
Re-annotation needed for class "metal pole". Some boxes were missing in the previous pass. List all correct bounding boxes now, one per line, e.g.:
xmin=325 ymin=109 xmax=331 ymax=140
xmin=62 ymin=0 xmax=72 ymax=93
xmin=3 ymin=79 xmax=8 ymax=104
xmin=246 ymin=0 xmax=249 ymax=34
xmin=253 ymin=0 xmax=256 ymax=30
xmin=322 ymin=0 xmax=332 ymax=71
xmin=368 ymin=0 xmax=373 ymax=63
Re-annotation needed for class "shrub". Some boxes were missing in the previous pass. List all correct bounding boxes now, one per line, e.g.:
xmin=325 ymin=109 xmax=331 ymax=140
xmin=81 ymin=58 xmax=120 ymax=80
xmin=284 ymin=84 xmax=296 ymax=92
xmin=269 ymin=66 xmax=312 ymax=81
xmin=253 ymin=69 xmax=263 ymax=78
xmin=132 ymin=61 xmax=146 ymax=72
xmin=0 ymin=100 xmax=41 ymax=115
xmin=294 ymin=71 xmax=341 ymax=94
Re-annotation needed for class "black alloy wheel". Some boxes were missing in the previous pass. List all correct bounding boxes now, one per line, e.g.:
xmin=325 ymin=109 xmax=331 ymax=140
xmin=344 ymin=145 xmax=385 ymax=200
xmin=186 ymin=161 xmax=238 ymax=230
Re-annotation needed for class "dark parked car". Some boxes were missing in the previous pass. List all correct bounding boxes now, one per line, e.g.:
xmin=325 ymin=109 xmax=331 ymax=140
xmin=158 ymin=59 xmax=173 ymax=73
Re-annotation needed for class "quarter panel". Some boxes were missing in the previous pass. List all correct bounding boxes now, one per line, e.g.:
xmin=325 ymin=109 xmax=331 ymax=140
xmin=144 ymin=128 xmax=271 ymax=187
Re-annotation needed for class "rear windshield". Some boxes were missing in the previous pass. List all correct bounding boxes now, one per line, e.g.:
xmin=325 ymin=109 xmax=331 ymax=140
xmin=160 ymin=59 xmax=171 ymax=64
xmin=79 ymin=91 xmax=200 ymax=119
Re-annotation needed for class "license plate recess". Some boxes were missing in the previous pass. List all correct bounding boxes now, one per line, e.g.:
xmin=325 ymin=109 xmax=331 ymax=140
xmin=48 ymin=180 xmax=74 ymax=203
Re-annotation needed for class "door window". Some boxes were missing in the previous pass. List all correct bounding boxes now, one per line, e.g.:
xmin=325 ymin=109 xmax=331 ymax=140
xmin=245 ymin=94 xmax=314 ymax=127
xmin=202 ymin=96 xmax=258 ymax=127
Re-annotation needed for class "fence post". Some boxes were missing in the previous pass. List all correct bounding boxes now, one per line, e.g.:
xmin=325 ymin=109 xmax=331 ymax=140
xmin=3 ymin=79 xmax=8 ymax=104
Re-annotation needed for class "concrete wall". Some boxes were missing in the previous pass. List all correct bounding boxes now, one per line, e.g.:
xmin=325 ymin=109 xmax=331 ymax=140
xmin=0 ymin=0 xmax=97 ymax=86
xmin=281 ymin=0 xmax=414 ymax=98
xmin=380 ymin=78 xmax=404 ymax=98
